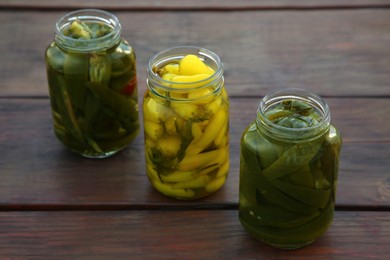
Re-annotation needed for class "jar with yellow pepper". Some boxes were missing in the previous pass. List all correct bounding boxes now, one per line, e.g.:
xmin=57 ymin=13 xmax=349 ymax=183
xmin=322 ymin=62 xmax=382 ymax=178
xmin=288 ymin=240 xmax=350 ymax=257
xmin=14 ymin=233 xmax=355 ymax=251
xmin=144 ymin=46 xmax=230 ymax=199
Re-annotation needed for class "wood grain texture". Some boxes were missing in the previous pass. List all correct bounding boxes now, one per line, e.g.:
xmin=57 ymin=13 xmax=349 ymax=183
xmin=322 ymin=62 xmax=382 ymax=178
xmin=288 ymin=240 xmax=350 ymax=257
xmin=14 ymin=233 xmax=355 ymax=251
xmin=0 ymin=210 xmax=389 ymax=258
xmin=0 ymin=10 xmax=389 ymax=97
xmin=1 ymin=0 xmax=390 ymax=10
xmin=1 ymin=98 xmax=389 ymax=208
xmin=0 ymin=2 xmax=389 ymax=258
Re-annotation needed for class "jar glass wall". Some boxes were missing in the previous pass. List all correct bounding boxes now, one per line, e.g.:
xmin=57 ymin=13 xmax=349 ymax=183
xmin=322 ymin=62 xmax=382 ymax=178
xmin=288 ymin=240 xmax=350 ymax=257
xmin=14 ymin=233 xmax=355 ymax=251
xmin=45 ymin=9 xmax=139 ymax=158
xmin=239 ymin=88 xmax=341 ymax=249
xmin=144 ymin=46 xmax=230 ymax=199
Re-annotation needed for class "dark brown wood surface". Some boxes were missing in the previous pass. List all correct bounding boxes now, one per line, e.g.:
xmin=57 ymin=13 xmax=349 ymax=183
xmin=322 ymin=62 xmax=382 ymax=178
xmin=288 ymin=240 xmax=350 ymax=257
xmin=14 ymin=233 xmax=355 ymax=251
xmin=0 ymin=211 xmax=389 ymax=258
xmin=1 ymin=9 xmax=390 ymax=97
xmin=1 ymin=98 xmax=389 ymax=209
xmin=2 ymin=0 xmax=390 ymax=10
xmin=0 ymin=1 xmax=389 ymax=258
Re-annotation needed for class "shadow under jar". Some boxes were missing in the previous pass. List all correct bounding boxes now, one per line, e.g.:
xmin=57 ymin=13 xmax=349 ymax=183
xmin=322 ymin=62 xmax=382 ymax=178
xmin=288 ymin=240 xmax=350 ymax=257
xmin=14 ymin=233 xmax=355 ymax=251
xmin=144 ymin=46 xmax=230 ymax=200
xmin=239 ymin=88 xmax=341 ymax=249
xmin=45 ymin=9 xmax=139 ymax=158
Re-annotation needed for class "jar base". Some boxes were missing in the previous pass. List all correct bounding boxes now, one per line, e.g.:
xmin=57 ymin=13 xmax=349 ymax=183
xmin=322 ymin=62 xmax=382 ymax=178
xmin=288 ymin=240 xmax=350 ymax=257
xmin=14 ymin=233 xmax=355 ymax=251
xmin=264 ymin=240 xmax=315 ymax=250
xmin=239 ymin=217 xmax=317 ymax=250
xmin=55 ymin=128 xmax=139 ymax=159
xmin=78 ymin=150 xmax=119 ymax=159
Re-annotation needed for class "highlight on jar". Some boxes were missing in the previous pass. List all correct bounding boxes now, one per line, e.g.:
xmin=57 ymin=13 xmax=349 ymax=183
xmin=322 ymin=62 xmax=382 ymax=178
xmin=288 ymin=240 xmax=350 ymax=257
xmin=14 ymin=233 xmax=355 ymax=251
xmin=45 ymin=9 xmax=139 ymax=158
xmin=143 ymin=46 xmax=230 ymax=200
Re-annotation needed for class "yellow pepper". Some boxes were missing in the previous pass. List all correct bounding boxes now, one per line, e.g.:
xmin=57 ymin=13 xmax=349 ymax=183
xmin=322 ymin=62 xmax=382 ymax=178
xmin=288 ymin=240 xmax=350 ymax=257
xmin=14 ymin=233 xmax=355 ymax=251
xmin=193 ymin=108 xmax=227 ymax=151
xmin=205 ymin=176 xmax=226 ymax=193
xmin=164 ymin=116 xmax=183 ymax=135
xmin=171 ymin=175 xmax=210 ymax=189
xmin=198 ymin=164 xmax=219 ymax=176
xmin=188 ymin=87 xmax=215 ymax=104
xmin=216 ymin=160 xmax=229 ymax=178
xmin=215 ymin=121 xmax=228 ymax=146
xmin=160 ymin=170 xmax=195 ymax=183
xmin=156 ymin=135 xmax=182 ymax=157
xmin=171 ymin=74 xmax=213 ymax=89
xmin=177 ymin=149 xmax=219 ymax=171
xmin=179 ymin=54 xmax=215 ymax=75
xmin=152 ymin=180 xmax=195 ymax=198
xmin=192 ymin=122 xmax=203 ymax=142
xmin=146 ymin=164 xmax=159 ymax=181
xmin=171 ymin=103 xmax=199 ymax=120
xmin=143 ymin=97 xmax=172 ymax=122
xmin=162 ymin=73 xmax=177 ymax=81
xmin=144 ymin=120 xmax=164 ymax=140
xmin=163 ymin=63 xmax=179 ymax=74
xmin=207 ymin=96 xmax=223 ymax=116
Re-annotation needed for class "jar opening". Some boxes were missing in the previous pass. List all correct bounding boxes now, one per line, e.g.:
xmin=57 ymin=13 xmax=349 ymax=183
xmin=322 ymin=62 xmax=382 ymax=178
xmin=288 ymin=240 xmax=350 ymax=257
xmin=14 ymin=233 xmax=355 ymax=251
xmin=55 ymin=9 xmax=121 ymax=52
xmin=257 ymin=89 xmax=331 ymax=142
xmin=146 ymin=46 xmax=224 ymax=101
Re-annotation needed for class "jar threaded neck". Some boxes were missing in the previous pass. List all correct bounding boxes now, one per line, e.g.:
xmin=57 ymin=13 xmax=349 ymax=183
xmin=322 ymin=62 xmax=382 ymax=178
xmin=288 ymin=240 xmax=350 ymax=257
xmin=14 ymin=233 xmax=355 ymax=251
xmin=146 ymin=46 xmax=224 ymax=102
xmin=256 ymin=89 xmax=331 ymax=143
xmin=54 ymin=9 xmax=122 ymax=52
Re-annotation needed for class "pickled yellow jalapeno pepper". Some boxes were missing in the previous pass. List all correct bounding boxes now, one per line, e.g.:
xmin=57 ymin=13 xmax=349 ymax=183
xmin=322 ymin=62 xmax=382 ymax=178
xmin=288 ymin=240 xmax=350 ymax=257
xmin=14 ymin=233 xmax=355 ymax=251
xmin=239 ymin=89 xmax=341 ymax=249
xmin=45 ymin=9 xmax=139 ymax=158
xmin=144 ymin=46 xmax=229 ymax=199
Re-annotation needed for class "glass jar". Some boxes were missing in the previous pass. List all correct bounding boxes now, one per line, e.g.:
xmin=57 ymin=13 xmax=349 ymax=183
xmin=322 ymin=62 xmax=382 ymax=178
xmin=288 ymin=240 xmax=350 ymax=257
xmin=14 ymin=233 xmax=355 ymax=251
xmin=144 ymin=46 xmax=230 ymax=199
xmin=45 ymin=9 xmax=139 ymax=158
xmin=239 ymin=88 xmax=341 ymax=249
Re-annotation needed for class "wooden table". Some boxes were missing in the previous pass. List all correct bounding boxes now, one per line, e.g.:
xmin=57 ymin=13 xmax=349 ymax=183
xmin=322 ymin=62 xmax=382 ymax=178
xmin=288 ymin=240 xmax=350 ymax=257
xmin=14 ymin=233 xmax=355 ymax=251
xmin=1 ymin=0 xmax=389 ymax=258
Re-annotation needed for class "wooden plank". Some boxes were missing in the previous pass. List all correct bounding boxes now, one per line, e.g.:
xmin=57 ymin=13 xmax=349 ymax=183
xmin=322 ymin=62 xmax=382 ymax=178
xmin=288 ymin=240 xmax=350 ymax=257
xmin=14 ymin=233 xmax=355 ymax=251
xmin=0 ymin=210 xmax=389 ymax=258
xmin=1 ymin=0 xmax=390 ymax=10
xmin=2 ymin=96 xmax=384 ymax=145
xmin=0 ymin=10 xmax=389 ymax=97
xmin=0 ymin=98 xmax=389 ymax=208
xmin=230 ymin=97 xmax=390 ymax=144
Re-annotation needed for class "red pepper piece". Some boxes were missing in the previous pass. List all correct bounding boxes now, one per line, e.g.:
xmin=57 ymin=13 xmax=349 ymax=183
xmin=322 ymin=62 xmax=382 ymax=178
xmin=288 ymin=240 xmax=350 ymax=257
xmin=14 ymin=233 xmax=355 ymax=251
xmin=120 ymin=77 xmax=137 ymax=96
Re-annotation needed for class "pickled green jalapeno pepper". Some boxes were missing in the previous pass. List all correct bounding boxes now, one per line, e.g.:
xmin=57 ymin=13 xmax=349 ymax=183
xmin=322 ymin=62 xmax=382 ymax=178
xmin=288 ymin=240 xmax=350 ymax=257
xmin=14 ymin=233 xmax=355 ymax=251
xmin=144 ymin=46 xmax=230 ymax=200
xmin=239 ymin=89 xmax=341 ymax=249
xmin=45 ymin=9 xmax=139 ymax=158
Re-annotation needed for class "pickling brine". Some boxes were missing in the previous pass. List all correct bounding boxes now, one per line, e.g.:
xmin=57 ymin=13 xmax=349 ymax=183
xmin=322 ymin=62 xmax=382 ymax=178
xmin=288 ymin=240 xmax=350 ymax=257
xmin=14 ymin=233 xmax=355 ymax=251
xmin=144 ymin=46 xmax=229 ymax=199
xmin=239 ymin=89 xmax=341 ymax=249
xmin=45 ymin=9 xmax=139 ymax=158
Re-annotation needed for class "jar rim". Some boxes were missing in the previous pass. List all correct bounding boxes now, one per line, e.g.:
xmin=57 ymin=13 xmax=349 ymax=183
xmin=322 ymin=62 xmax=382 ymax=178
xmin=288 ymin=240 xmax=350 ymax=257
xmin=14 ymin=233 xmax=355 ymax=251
xmin=55 ymin=9 xmax=122 ymax=52
xmin=257 ymin=88 xmax=331 ymax=142
xmin=146 ymin=46 xmax=224 ymax=92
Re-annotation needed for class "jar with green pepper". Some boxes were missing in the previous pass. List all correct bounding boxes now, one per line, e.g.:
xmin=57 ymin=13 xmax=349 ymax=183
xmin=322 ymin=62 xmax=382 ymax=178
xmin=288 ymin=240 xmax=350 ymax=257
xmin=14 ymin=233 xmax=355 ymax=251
xmin=239 ymin=88 xmax=341 ymax=249
xmin=45 ymin=9 xmax=139 ymax=158
xmin=144 ymin=46 xmax=230 ymax=199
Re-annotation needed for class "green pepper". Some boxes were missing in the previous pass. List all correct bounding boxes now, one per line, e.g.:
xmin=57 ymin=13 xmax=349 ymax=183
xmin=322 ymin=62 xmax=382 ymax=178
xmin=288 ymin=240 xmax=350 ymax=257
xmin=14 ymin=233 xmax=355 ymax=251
xmin=241 ymin=145 xmax=319 ymax=215
xmin=64 ymin=20 xmax=112 ymax=39
xmin=271 ymin=179 xmax=330 ymax=209
xmin=90 ymin=54 xmax=112 ymax=87
xmin=109 ymin=49 xmax=136 ymax=92
xmin=86 ymin=82 xmax=138 ymax=122
xmin=267 ymin=99 xmax=321 ymax=128
xmin=63 ymin=52 xmax=89 ymax=111
xmin=262 ymin=143 xmax=321 ymax=180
